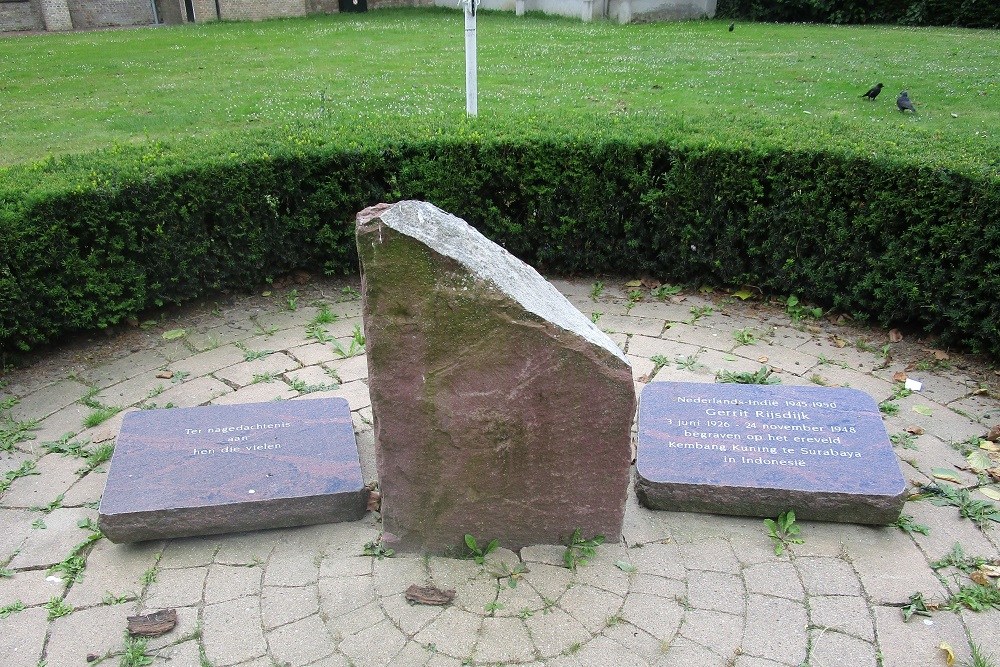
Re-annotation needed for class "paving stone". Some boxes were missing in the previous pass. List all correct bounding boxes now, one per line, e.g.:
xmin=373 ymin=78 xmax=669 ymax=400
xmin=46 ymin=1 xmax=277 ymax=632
xmin=214 ymin=352 xmax=300 ymax=388
xmin=0 ymin=567 xmax=65 ymax=606
xmin=678 ymin=538 xmax=741 ymax=574
xmin=874 ymin=605 xmax=969 ymax=667
xmin=267 ymin=546 xmax=321 ymax=587
xmin=318 ymin=574 xmax=376 ymax=619
xmin=45 ymin=603 xmax=129 ymax=667
xmin=658 ymin=638 xmax=731 ymax=666
xmin=475 ymin=616 xmax=536 ymax=663
xmin=846 ymin=529 xmax=947 ymax=604
xmin=621 ymin=495 xmax=672 ymax=547
xmin=0 ymin=606 xmax=47 ymax=667
xmin=262 ymin=583 xmax=319 ymax=630
xmin=892 ymin=394 xmax=982 ymax=443
xmin=743 ymin=561 xmax=804 ymax=601
xmin=210 ymin=381 xmax=298 ymax=405
xmin=809 ymin=595 xmax=875 ymax=642
xmin=559 ymin=582 xmax=627 ymax=632
xmin=65 ymin=538 xmax=163 ymax=608
xmin=678 ymin=609 xmax=743 ymax=659
xmin=326 ymin=355 xmax=369 ymax=383
xmin=159 ymin=535 xmax=218 ymax=568
xmin=267 ymin=613 xmax=335 ymax=665
xmin=734 ymin=657 xmax=795 ymax=667
xmin=569 ymin=635 xmax=649 ymax=667
xmin=525 ymin=605 xmax=592 ymax=657
xmin=320 ymin=555 xmax=373 ymax=579
xmin=95 ymin=372 xmax=169 ymax=408
xmin=620 ymin=592 xmax=683 ymax=640
xmin=732 ymin=343 xmax=818 ymax=377
xmin=338 ymin=617 xmax=408 ymax=667
xmin=0 ymin=453 xmax=81 ymax=508
xmin=521 ymin=544 xmax=566 ymax=567
xmin=285 ymin=365 xmax=342 ymax=392
xmin=186 ymin=324 xmax=255 ymax=352
xmin=147 ymin=375 xmax=232 ymax=408
xmin=171 ymin=345 xmax=247 ymax=379
xmin=306 ymin=654 xmax=352 ymax=667
xmin=494 ymin=575 xmax=547 ymax=617
xmin=0 ymin=508 xmax=32 ymax=564
xmin=603 ymin=621 xmax=666 ymax=664
xmin=203 ymin=596 xmax=268 ymax=666
xmin=205 ymin=563 xmax=263 ymax=603
xmin=146 ymin=566 xmax=208 ymax=608
xmin=322 ymin=599 xmax=385 ymax=644
xmin=11 ymin=379 xmax=91 ymax=422
xmin=660 ymin=323 xmax=732 ymax=350
xmin=520 ymin=562 xmax=574 ymax=604
xmin=905 ymin=500 xmax=997 ymax=563
xmin=149 ymin=639 xmax=202 ymax=666
xmin=630 ymin=573 xmax=685 ymax=601
xmin=299 ymin=380 xmax=370 ymax=411
xmin=287 ymin=342 xmax=339 ymax=367
xmin=795 ymin=556 xmax=861 ymax=597
xmin=808 ymin=630 xmax=879 ymax=667
xmin=82 ymin=351 xmax=169 ymax=388
xmin=601 ymin=314 xmax=666 ymax=337
xmin=31 ymin=403 xmax=91 ymax=444
xmin=61 ymin=469 xmax=107 ymax=507
xmin=741 ymin=594 xmax=807 ymax=665
xmin=214 ymin=531 xmax=281 ymax=566
xmin=413 ymin=607 xmax=482 ymax=659
xmin=961 ymin=609 xmax=1000 ymax=662
xmin=8 ymin=507 xmax=96 ymax=569
xmin=381 ymin=590 xmax=445 ymax=635
xmin=685 ymin=570 xmax=745 ymax=615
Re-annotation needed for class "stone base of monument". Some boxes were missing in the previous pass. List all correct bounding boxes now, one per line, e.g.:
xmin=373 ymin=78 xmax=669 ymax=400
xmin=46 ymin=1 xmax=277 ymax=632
xmin=636 ymin=382 xmax=906 ymax=525
xmin=99 ymin=398 xmax=367 ymax=543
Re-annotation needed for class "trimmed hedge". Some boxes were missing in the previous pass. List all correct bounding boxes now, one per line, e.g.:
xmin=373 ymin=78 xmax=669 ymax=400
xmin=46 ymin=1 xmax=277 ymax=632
xmin=716 ymin=0 xmax=1000 ymax=29
xmin=2 ymin=133 xmax=999 ymax=359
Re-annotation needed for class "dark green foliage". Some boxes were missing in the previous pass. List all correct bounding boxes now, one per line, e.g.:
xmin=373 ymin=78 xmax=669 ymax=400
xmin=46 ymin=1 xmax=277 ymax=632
xmin=2 ymin=134 xmax=1000 ymax=359
xmin=715 ymin=0 xmax=1000 ymax=28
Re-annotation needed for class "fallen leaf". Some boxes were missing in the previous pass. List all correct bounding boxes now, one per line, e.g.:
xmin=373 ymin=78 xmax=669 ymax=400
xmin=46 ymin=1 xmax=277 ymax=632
xmin=989 ymin=469 xmax=1000 ymax=483
xmin=893 ymin=371 xmax=908 ymax=383
xmin=366 ymin=490 xmax=382 ymax=512
xmin=913 ymin=405 xmax=933 ymax=416
xmin=262 ymin=290 xmax=272 ymax=297
xmin=973 ymin=387 xmax=989 ymax=396
xmin=979 ymin=564 xmax=1000 ymax=577
xmin=830 ymin=335 xmax=848 ymax=348
xmin=987 ymin=425 xmax=1000 ymax=442
xmin=967 ymin=451 xmax=993 ymax=473
xmin=971 ymin=571 xmax=992 ymax=586
xmin=640 ymin=276 xmax=661 ymax=289
xmin=127 ymin=609 xmax=177 ymax=637
xmin=624 ymin=280 xmax=643 ymax=288
xmin=614 ymin=560 xmax=637 ymax=573
xmin=980 ymin=441 xmax=1000 ymax=453
xmin=932 ymin=349 xmax=950 ymax=361
xmin=161 ymin=329 xmax=186 ymax=341
xmin=757 ymin=356 xmax=769 ymax=364
xmin=732 ymin=288 xmax=754 ymax=300
xmin=669 ymin=295 xmax=687 ymax=304
xmin=405 ymin=584 xmax=456 ymax=606
xmin=889 ymin=329 xmax=904 ymax=343
xmin=979 ymin=486 xmax=1000 ymax=501
xmin=940 ymin=642 xmax=955 ymax=667
xmin=805 ymin=325 xmax=821 ymax=334
xmin=906 ymin=426 xmax=925 ymax=435
xmin=724 ymin=354 xmax=737 ymax=361
xmin=155 ymin=371 xmax=174 ymax=380
xmin=931 ymin=467 xmax=963 ymax=483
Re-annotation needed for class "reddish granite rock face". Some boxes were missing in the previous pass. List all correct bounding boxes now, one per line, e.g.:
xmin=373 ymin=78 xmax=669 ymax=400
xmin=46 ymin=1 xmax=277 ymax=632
xmin=356 ymin=201 xmax=636 ymax=554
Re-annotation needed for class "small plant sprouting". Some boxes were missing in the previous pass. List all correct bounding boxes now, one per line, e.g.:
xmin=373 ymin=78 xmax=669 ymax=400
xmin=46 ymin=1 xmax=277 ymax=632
xmin=252 ymin=372 xmax=276 ymax=384
xmin=1 ymin=459 xmax=38 ymax=495
xmin=890 ymin=432 xmax=919 ymax=450
xmin=312 ymin=304 xmax=338 ymax=326
xmin=589 ymin=281 xmax=605 ymax=301
xmin=44 ymin=596 xmax=73 ymax=620
xmin=916 ymin=483 xmax=1000 ymax=530
xmin=42 ymin=433 xmax=88 ymax=458
xmin=234 ymin=342 xmax=272 ymax=362
xmin=717 ymin=366 xmax=779 ymax=385
xmin=732 ymin=328 xmax=757 ymax=346
xmin=464 ymin=534 xmax=499 ymax=565
xmin=0 ymin=600 xmax=26 ymax=619
xmin=590 ymin=312 xmax=602 ymax=324
xmin=362 ymin=540 xmax=395 ymax=560
xmin=32 ymin=493 xmax=64 ymax=514
xmin=489 ymin=561 xmax=528 ymax=589
xmin=484 ymin=600 xmax=505 ymax=614
xmin=47 ymin=518 xmax=104 ymax=584
xmin=786 ymin=295 xmax=822 ymax=322
xmin=564 ymin=529 xmax=605 ymax=570
xmin=0 ymin=567 xmax=13 ymax=578
xmin=624 ymin=289 xmax=643 ymax=313
xmin=649 ymin=355 xmax=670 ymax=377
xmin=676 ymin=354 xmax=702 ymax=372
xmin=102 ymin=591 xmax=131 ymax=605
xmin=901 ymin=592 xmax=933 ymax=620
xmin=809 ymin=374 xmax=829 ymax=386
xmin=79 ymin=442 xmax=114 ymax=475
xmin=84 ymin=405 xmax=121 ymax=429
xmin=651 ymin=284 xmax=682 ymax=300
xmin=931 ymin=543 xmax=988 ymax=573
xmin=688 ymin=305 xmax=714 ymax=323
xmin=879 ymin=400 xmax=900 ymax=416
xmin=287 ymin=378 xmax=338 ymax=395
xmin=892 ymin=514 xmax=930 ymax=536
xmin=331 ymin=325 xmax=366 ymax=359
xmin=764 ymin=510 xmax=803 ymax=556
xmin=120 ymin=635 xmax=154 ymax=667
xmin=341 ymin=286 xmax=361 ymax=300
xmin=285 ymin=289 xmax=299 ymax=311
xmin=306 ymin=322 xmax=334 ymax=344
xmin=966 ymin=642 xmax=998 ymax=667
xmin=518 ymin=608 xmax=534 ymax=619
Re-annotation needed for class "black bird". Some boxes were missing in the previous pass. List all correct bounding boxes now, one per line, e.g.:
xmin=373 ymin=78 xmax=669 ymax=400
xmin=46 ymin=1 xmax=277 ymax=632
xmin=728 ymin=21 xmax=735 ymax=32
xmin=860 ymin=82 xmax=883 ymax=101
xmin=897 ymin=91 xmax=917 ymax=113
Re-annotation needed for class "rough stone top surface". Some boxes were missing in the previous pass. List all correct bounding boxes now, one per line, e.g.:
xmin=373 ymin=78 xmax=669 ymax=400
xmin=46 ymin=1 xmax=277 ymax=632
xmin=356 ymin=200 xmax=626 ymax=362
xmin=637 ymin=382 xmax=906 ymax=496
xmin=100 ymin=398 xmax=363 ymax=515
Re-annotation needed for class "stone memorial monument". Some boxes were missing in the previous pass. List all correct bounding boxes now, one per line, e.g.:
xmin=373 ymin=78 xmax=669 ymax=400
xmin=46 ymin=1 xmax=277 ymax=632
xmin=636 ymin=382 xmax=906 ymax=524
xmin=356 ymin=201 xmax=636 ymax=553
xmin=99 ymin=398 xmax=367 ymax=542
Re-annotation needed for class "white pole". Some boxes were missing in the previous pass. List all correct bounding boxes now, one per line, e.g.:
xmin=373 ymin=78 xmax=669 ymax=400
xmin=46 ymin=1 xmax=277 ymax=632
xmin=464 ymin=0 xmax=478 ymax=116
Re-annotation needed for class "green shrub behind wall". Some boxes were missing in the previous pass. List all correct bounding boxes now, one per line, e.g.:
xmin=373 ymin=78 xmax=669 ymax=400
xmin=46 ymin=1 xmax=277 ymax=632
xmin=1 ymin=136 xmax=999 ymax=358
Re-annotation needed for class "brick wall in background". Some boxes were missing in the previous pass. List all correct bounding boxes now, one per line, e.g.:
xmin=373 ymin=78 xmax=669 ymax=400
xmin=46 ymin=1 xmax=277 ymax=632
xmin=67 ymin=0 xmax=153 ymax=28
xmin=0 ymin=0 xmax=43 ymax=31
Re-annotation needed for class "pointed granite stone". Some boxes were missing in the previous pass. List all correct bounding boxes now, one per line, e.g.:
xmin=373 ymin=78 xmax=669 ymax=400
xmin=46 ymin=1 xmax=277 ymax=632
xmin=356 ymin=201 xmax=636 ymax=554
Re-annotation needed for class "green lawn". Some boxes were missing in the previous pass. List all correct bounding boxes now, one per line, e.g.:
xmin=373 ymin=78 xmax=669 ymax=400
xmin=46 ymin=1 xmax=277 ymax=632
xmin=0 ymin=8 xmax=998 ymax=174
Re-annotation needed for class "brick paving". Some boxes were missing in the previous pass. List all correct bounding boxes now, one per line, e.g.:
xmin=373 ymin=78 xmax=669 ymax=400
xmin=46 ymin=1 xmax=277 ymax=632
xmin=2 ymin=276 xmax=1000 ymax=666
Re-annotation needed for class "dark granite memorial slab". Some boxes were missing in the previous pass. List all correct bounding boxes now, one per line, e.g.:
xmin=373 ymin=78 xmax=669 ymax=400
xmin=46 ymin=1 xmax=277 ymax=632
xmin=99 ymin=398 xmax=367 ymax=542
xmin=636 ymin=382 xmax=906 ymax=524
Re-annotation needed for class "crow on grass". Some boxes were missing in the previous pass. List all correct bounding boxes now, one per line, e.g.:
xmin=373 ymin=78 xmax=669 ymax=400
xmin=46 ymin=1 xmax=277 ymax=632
xmin=860 ymin=82 xmax=883 ymax=100
xmin=897 ymin=91 xmax=917 ymax=113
